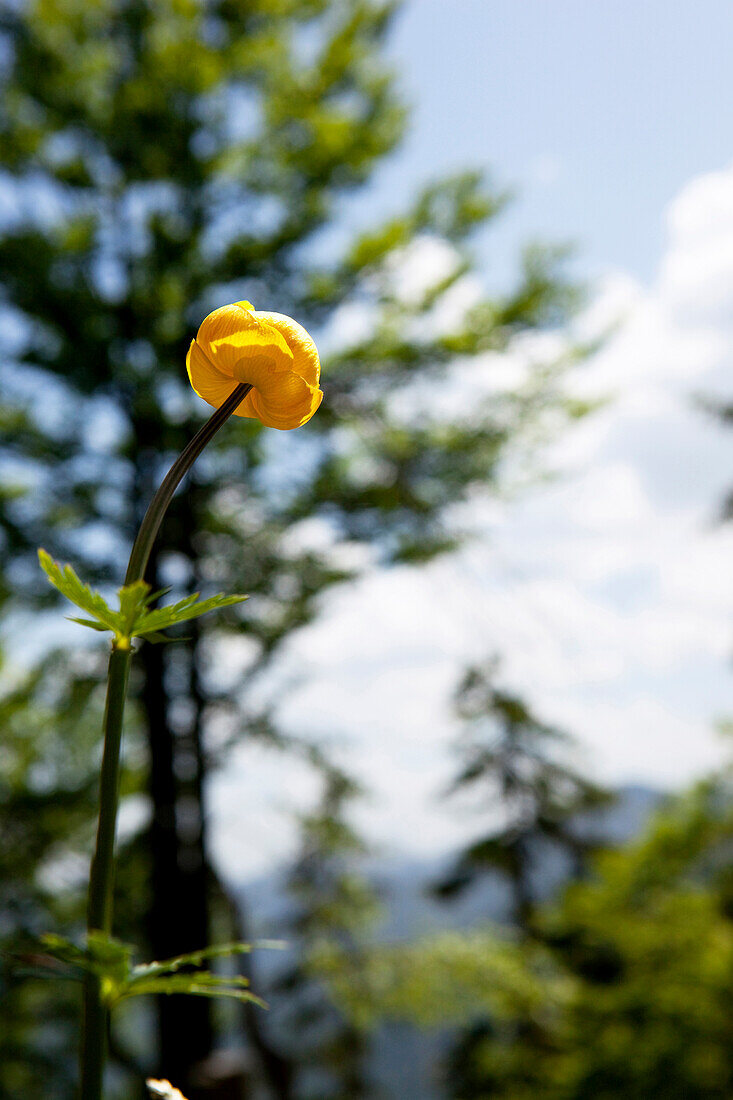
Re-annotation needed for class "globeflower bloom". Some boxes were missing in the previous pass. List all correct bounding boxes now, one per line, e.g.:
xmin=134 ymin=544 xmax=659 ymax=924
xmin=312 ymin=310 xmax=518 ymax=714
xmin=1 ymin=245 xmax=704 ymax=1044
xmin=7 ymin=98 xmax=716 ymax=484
xmin=186 ymin=301 xmax=322 ymax=430
xmin=147 ymin=1081 xmax=187 ymax=1100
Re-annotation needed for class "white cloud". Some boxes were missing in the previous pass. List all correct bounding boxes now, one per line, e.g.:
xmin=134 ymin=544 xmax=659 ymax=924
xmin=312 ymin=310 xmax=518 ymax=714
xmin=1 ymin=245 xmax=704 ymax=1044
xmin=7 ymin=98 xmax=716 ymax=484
xmin=384 ymin=234 xmax=461 ymax=305
xmin=211 ymin=162 xmax=733 ymax=879
xmin=660 ymin=164 xmax=733 ymax=329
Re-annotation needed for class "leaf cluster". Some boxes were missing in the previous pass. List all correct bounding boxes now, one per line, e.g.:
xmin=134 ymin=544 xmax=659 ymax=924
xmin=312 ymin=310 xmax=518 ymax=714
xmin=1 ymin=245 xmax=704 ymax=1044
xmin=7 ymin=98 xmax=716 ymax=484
xmin=38 ymin=549 xmax=247 ymax=646
xmin=37 ymin=932 xmax=277 ymax=1009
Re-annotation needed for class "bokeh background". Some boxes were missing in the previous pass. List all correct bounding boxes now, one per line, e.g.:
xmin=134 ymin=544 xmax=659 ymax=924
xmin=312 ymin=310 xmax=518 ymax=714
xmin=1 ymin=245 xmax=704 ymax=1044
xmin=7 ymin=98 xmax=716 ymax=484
xmin=2 ymin=1 xmax=733 ymax=1097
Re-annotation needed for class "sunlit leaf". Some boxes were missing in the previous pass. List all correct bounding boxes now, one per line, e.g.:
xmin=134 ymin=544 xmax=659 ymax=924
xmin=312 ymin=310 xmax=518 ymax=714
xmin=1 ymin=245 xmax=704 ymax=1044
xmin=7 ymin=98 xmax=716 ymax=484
xmin=38 ymin=549 xmax=247 ymax=644
xmin=38 ymin=550 xmax=121 ymax=634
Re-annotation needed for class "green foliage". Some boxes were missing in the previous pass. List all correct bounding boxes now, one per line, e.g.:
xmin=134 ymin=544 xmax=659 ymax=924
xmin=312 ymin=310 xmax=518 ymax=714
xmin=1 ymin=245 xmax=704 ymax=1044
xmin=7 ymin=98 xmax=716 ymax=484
xmin=39 ymin=932 xmax=271 ymax=1008
xmin=314 ymin=929 xmax=558 ymax=1031
xmin=428 ymin=663 xmax=611 ymax=1097
xmin=265 ymin=759 xmax=380 ymax=1098
xmin=524 ymin=778 xmax=733 ymax=1100
xmin=39 ymin=549 xmax=247 ymax=645
xmin=0 ymin=646 xmax=135 ymax=1097
xmin=326 ymin=771 xmax=733 ymax=1100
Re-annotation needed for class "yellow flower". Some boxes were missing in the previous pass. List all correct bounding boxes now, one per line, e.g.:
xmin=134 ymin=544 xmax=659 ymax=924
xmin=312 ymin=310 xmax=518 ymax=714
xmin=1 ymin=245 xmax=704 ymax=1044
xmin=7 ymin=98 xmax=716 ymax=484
xmin=147 ymin=1080 xmax=187 ymax=1100
xmin=186 ymin=301 xmax=322 ymax=430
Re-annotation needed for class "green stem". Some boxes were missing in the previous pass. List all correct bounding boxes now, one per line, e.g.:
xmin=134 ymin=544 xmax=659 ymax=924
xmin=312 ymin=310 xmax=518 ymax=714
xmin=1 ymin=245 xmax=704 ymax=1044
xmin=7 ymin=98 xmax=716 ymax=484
xmin=125 ymin=383 xmax=251 ymax=585
xmin=80 ymin=382 xmax=250 ymax=1098
xmin=81 ymin=643 xmax=131 ymax=1099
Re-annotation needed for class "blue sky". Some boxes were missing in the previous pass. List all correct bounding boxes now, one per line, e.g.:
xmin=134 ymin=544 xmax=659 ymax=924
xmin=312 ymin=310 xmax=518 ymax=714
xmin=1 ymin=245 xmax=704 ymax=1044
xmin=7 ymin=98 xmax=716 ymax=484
xmin=369 ymin=0 xmax=733 ymax=284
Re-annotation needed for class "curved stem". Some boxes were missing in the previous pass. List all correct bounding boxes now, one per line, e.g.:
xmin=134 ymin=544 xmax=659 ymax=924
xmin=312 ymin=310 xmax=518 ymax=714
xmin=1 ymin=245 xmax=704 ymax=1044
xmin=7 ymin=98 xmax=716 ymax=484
xmin=86 ymin=647 xmax=133 ymax=934
xmin=80 ymin=382 xmax=250 ymax=1098
xmin=125 ymin=383 xmax=251 ymax=584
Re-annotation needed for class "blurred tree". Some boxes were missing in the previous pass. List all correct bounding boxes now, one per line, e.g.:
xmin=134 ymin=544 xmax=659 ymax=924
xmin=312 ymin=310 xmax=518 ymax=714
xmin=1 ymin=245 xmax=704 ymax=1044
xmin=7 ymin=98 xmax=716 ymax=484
xmin=435 ymin=661 xmax=611 ymax=929
xmin=0 ymin=0 xmax=584 ymax=1091
xmin=0 ymin=652 xmax=93 ymax=1098
xmin=325 ymin=771 xmax=733 ymax=1100
xmin=0 ymin=646 xmax=147 ymax=1098
xmin=271 ymin=755 xmax=378 ymax=1100
xmin=433 ymin=661 xmax=611 ymax=1099
xmin=528 ymin=775 xmax=733 ymax=1099
xmin=709 ymin=397 xmax=733 ymax=522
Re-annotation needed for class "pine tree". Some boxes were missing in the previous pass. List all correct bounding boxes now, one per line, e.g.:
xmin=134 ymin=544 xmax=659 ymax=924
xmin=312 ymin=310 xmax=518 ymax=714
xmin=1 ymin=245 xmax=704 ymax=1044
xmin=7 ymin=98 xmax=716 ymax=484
xmin=0 ymin=0 xmax=582 ymax=1089
xmin=318 ymin=769 xmax=733 ymax=1100
xmin=436 ymin=661 xmax=610 ymax=928
xmin=434 ymin=660 xmax=611 ymax=1099
xmin=271 ymin=757 xmax=378 ymax=1099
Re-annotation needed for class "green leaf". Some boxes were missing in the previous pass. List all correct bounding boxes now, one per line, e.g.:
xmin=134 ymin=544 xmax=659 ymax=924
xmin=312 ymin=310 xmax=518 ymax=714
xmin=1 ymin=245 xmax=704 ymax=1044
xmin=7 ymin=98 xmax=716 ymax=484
xmin=117 ymin=579 xmax=152 ymax=635
xmin=132 ymin=592 xmax=248 ymax=637
xmin=38 ymin=549 xmax=122 ymax=634
xmin=117 ymin=972 xmax=267 ymax=1008
xmin=67 ymin=617 xmax=111 ymax=632
xmin=38 ymin=549 xmax=247 ymax=644
xmin=137 ymin=630 xmax=184 ymax=645
xmin=146 ymin=586 xmax=173 ymax=602
xmin=39 ymin=932 xmax=133 ymax=995
xmin=129 ymin=940 xmax=283 ymax=982
xmin=36 ymin=932 xmax=276 ymax=1009
xmin=38 ymin=933 xmax=92 ymax=973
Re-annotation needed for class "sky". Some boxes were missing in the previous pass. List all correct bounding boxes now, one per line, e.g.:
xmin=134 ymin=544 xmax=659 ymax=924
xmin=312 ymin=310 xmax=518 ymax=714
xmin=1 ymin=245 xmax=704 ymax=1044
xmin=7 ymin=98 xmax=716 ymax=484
xmin=211 ymin=0 xmax=733 ymax=879
xmin=378 ymin=0 xmax=733 ymax=285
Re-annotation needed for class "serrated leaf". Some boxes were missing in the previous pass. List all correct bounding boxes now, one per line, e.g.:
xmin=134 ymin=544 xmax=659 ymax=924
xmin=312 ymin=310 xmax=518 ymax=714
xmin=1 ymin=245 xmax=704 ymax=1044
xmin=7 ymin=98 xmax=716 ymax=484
xmin=137 ymin=631 xmax=182 ymax=645
xmin=34 ymin=932 xmax=275 ymax=1010
xmin=39 ymin=933 xmax=91 ymax=971
xmin=132 ymin=592 xmax=247 ymax=636
xmin=39 ymin=932 xmax=133 ymax=999
xmin=117 ymin=941 xmax=275 ymax=1007
xmin=129 ymin=940 xmax=278 ymax=981
xmin=146 ymin=586 xmax=172 ymax=603
xmin=39 ymin=550 xmax=247 ymax=645
xmin=117 ymin=580 xmax=151 ymax=634
xmin=38 ymin=550 xmax=122 ymax=634
xmin=67 ymin=617 xmax=111 ymax=632
xmin=118 ymin=974 xmax=266 ymax=1007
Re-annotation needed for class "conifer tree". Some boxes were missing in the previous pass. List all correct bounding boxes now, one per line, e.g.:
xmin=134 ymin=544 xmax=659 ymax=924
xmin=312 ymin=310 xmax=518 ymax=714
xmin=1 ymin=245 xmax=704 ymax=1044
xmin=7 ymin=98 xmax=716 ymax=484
xmin=320 ymin=770 xmax=733 ymax=1100
xmin=434 ymin=660 xmax=610 ymax=1099
xmin=0 ymin=0 xmax=582 ymax=1089
xmin=436 ymin=661 xmax=610 ymax=928
xmin=271 ymin=759 xmax=377 ymax=1099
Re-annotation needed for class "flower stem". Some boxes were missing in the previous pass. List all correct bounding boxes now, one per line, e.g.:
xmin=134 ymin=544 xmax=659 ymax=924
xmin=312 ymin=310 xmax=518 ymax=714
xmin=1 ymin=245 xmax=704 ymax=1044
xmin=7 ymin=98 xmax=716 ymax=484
xmin=81 ymin=642 xmax=131 ymax=1098
xmin=80 ymin=382 xmax=250 ymax=1098
xmin=125 ymin=383 xmax=251 ymax=585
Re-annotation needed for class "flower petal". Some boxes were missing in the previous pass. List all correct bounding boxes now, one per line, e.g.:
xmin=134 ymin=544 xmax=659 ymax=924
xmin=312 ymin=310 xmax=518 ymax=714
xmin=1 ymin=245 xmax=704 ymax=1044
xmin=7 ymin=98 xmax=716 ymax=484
xmin=186 ymin=340 xmax=259 ymax=419
xmin=196 ymin=303 xmax=293 ymax=379
xmin=249 ymin=370 xmax=323 ymax=430
xmin=254 ymin=310 xmax=321 ymax=387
